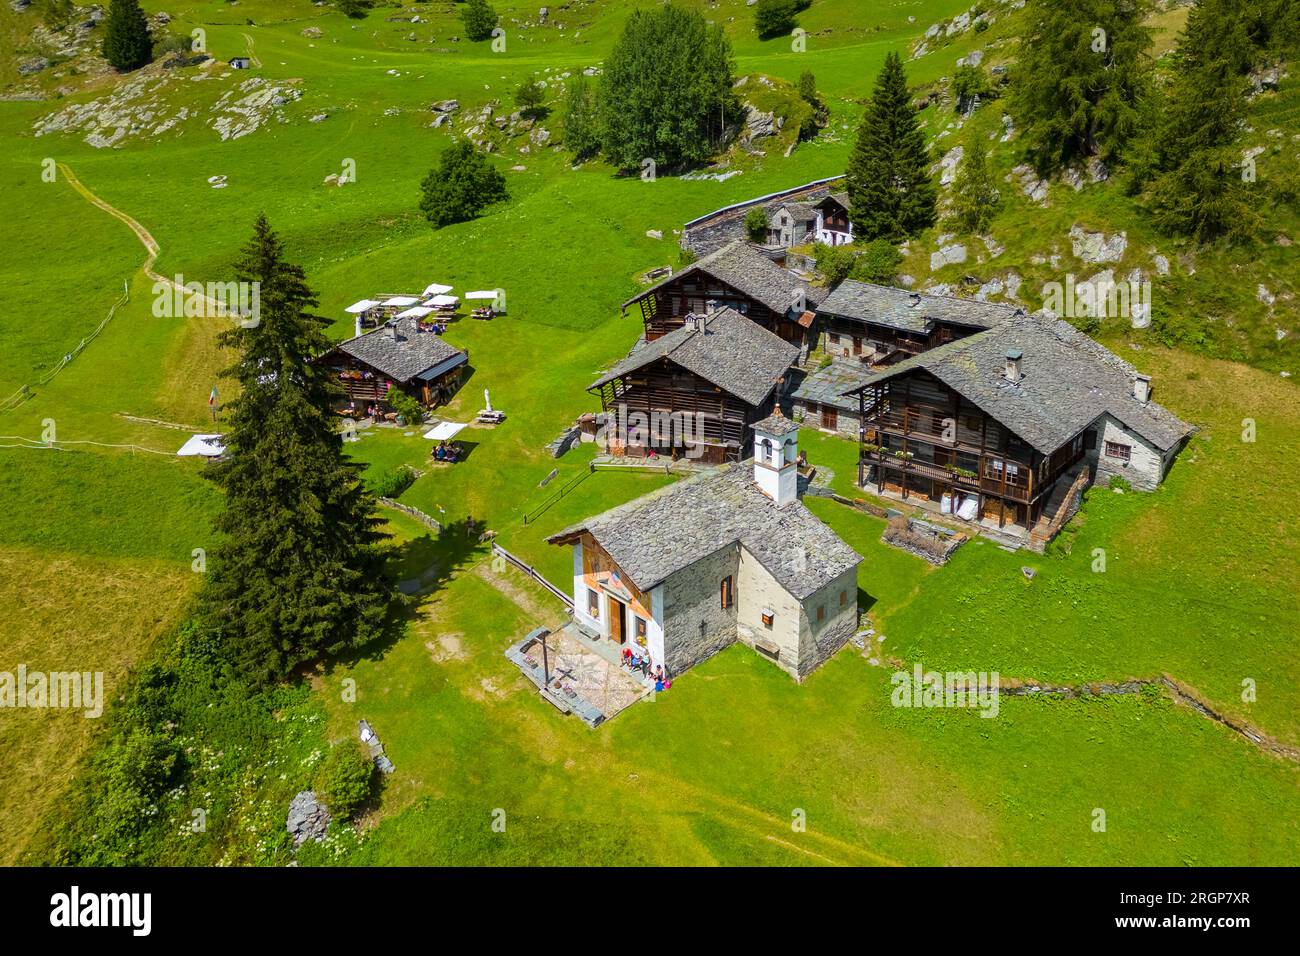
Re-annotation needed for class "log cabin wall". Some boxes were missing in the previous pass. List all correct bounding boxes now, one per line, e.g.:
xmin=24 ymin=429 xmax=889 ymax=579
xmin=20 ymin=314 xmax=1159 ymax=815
xmin=638 ymin=274 xmax=799 ymax=345
xmin=858 ymin=369 xmax=1087 ymax=530
xmin=592 ymin=357 xmax=768 ymax=463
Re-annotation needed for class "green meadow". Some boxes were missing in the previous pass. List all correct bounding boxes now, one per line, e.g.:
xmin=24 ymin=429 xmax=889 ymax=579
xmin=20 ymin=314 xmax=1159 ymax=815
xmin=1 ymin=0 xmax=1297 ymax=865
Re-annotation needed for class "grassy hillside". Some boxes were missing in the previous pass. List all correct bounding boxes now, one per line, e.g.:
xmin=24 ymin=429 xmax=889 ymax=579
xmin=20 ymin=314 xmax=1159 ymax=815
xmin=2 ymin=0 xmax=1298 ymax=866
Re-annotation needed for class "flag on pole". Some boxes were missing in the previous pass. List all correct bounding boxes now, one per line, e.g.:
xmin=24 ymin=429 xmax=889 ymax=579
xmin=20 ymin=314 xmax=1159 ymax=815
xmin=209 ymin=386 xmax=218 ymax=406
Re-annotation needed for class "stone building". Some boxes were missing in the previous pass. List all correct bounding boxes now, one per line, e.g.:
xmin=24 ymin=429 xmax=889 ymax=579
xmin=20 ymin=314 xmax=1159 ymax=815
xmin=547 ymin=413 xmax=863 ymax=681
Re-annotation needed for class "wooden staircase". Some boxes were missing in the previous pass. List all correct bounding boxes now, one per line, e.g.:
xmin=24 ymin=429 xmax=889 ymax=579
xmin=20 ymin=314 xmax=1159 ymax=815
xmin=1027 ymin=465 xmax=1092 ymax=553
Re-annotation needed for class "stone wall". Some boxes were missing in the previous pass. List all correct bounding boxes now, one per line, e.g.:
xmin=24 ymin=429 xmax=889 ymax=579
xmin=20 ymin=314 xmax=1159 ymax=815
xmin=660 ymin=544 xmax=740 ymax=674
xmin=735 ymin=545 xmax=804 ymax=677
xmin=791 ymin=399 xmax=860 ymax=439
xmin=794 ymin=566 xmax=859 ymax=678
xmin=1087 ymin=413 xmax=1166 ymax=491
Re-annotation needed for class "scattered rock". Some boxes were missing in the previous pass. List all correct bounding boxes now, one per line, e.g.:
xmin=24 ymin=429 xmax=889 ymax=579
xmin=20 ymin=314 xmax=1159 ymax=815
xmin=1258 ymin=284 xmax=1276 ymax=307
xmin=1010 ymin=164 xmax=1048 ymax=204
xmin=938 ymin=145 xmax=964 ymax=186
xmin=286 ymin=791 xmax=330 ymax=848
xmin=301 ymin=26 xmax=322 ymax=38
xmin=646 ymin=229 xmax=663 ymax=240
xmin=930 ymin=243 xmax=967 ymax=271
xmin=1069 ymin=225 xmax=1127 ymax=263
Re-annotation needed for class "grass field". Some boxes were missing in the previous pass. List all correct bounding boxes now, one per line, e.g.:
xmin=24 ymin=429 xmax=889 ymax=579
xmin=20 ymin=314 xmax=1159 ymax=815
xmin=1 ymin=0 xmax=1298 ymax=865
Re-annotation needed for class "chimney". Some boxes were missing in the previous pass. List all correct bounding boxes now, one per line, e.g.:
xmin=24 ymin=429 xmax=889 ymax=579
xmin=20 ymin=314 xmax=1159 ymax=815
xmin=1133 ymin=374 xmax=1151 ymax=404
xmin=1004 ymin=349 xmax=1023 ymax=383
xmin=910 ymin=292 xmax=922 ymax=308
xmin=385 ymin=320 xmax=399 ymax=342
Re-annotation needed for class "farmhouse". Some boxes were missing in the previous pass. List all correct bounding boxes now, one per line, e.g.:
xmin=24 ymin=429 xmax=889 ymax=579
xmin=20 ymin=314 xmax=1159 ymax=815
xmin=588 ymin=307 xmax=799 ymax=464
xmin=793 ymin=284 xmax=1018 ymax=438
xmin=845 ymin=312 xmax=1193 ymax=550
xmin=548 ymin=414 xmax=863 ymax=681
xmin=812 ymin=192 xmax=853 ymax=246
xmin=766 ymin=202 xmax=818 ymax=248
xmin=622 ymin=240 xmax=819 ymax=350
xmin=816 ymin=279 xmax=1019 ymax=365
xmin=679 ymin=176 xmax=846 ymax=255
xmin=319 ymin=317 xmax=468 ymax=412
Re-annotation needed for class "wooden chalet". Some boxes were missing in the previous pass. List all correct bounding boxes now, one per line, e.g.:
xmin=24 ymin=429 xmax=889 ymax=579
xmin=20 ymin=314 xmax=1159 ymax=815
xmin=816 ymin=279 xmax=1019 ymax=366
xmin=588 ymin=307 xmax=800 ymax=464
xmin=320 ymin=317 xmax=469 ymax=412
xmin=813 ymin=192 xmax=852 ymax=246
xmin=844 ymin=313 xmax=1193 ymax=549
xmin=621 ymin=240 xmax=819 ymax=349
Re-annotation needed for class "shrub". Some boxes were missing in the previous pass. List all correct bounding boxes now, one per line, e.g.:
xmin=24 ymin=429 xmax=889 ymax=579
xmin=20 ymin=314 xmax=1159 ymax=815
xmin=370 ymin=466 xmax=416 ymax=499
xmin=755 ymin=0 xmax=799 ymax=39
xmin=316 ymin=741 xmax=375 ymax=820
xmin=419 ymin=140 xmax=508 ymax=228
xmin=515 ymin=77 xmax=545 ymax=116
xmin=851 ymin=238 xmax=902 ymax=284
xmin=560 ymin=74 xmax=602 ymax=159
xmin=744 ymin=207 xmax=769 ymax=242
xmin=386 ymin=390 xmax=426 ymax=426
xmin=461 ymin=0 xmax=498 ymax=43
xmin=337 ymin=0 xmax=373 ymax=18
xmin=814 ymin=243 xmax=856 ymax=284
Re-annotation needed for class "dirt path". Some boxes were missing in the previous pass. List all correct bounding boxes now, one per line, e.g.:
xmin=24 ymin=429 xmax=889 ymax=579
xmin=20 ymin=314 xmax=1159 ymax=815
xmin=59 ymin=162 xmax=226 ymax=312
xmin=241 ymin=33 xmax=263 ymax=68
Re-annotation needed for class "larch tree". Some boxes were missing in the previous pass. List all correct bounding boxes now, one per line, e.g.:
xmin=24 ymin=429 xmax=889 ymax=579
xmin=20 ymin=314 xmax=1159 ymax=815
xmin=1008 ymin=0 xmax=1154 ymax=174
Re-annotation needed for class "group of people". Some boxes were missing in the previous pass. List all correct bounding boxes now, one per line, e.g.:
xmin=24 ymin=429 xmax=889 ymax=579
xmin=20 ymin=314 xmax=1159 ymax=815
xmin=417 ymin=319 xmax=448 ymax=335
xmin=432 ymin=441 xmax=464 ymax=463
xmin=621 ymin=647 xmax=669 ymax=690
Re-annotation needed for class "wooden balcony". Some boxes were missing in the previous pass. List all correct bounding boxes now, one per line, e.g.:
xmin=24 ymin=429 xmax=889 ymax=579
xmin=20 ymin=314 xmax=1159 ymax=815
xmin=863 ymin=451 xmax=1034 ymax=503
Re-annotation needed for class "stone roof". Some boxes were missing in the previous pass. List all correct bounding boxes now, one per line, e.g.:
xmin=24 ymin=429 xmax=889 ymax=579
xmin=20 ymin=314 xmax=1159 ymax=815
xmin=771 ymin=202 xmax=817 ymax=223
xmin=818 ymin=192 xmax=851 ymax=210
xmin=844 ymin=312 xmax=1194 ymax=455
xmin=751 ymin=410 xmax=799 ymax=435
xmin=792 ymin=360 xmax=874 ymax=413
xmin=336 ymin=317 xmax=467 ymax=384
xmin=590 ymin=307 xmax=799 ymax=406
xmin=817 ymin=279 xmax=1021 ymax=335
xmin=548 ymin=464 xmax=862 ymax=600
xmin=625 ymin=240 xmax=820 ymax=315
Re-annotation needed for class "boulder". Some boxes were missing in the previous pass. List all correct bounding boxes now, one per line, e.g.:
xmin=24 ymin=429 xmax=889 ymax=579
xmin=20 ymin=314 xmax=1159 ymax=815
xmin=1069 ymin=225 xmax=1126 ymax=263
xmin=286 ymin=791 xmax=330 ymax=848
xmin=930 ymin=243 xmax=967 ymax=271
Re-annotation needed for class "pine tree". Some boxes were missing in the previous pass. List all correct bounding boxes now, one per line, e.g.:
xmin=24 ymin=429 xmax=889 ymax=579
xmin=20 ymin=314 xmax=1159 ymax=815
xmin=950 ymin=135 xmax=1001 ymax=234
xmin=1148 ymin=0 xmax=1260 ymax=241
xmin=199 ymin=216 xmax=392 ymax=685
xmin=461 ymin=0 xmax=498 ymax=43
xmin=102 ymin=0 xmax=153 ymax=73
xmin=1008 ymin=0 xmax=1153 ymax=174
xmin=845 ymin=52 xmax=936 ymax=241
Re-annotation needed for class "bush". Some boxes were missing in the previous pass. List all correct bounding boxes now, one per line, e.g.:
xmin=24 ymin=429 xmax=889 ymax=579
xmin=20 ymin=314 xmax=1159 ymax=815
xmin=370 ymin=465 xmax=416 ymax=499
xmin=744 ymin=207 xmax=769 ymax=242
xmin=754 ymin=0 xmax=799 ymax=39
xmin=419 ymin=140 xmax=508 ymax=228
xmin=337 ymin=0 xmax=373 ymax=18
xmin=316 ymin=742 xmax=375 ymax=820
xmin=461 ymin=0 xmax=498 ymax=42
xmin=814 ymin=243 xmax=856 ymax=284
xmin=386 ymin=390 xmax=426 ymax=426
xmin=852 ymin=238 xmax=902 ymax=284
xmin=515 ymin=77 xmax=545 ymax=116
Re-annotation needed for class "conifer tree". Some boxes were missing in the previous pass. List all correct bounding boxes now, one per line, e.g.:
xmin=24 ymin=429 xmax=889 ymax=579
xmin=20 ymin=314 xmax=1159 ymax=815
xmin=1148 ymin=0 xmax=1259 ymax=241
xmin=1008 ymin=0 xmax=1153 ymax=174
xmin=561 ymin=74 xmax=602 ymax=160
xmin=102 ymin=0 xmax=153 ymax=72
xmin=950 ymin=135 xmax=1001 ymax=234
xmin=845 ymin=52 xmax=936 ymax=241
xmin=199 ymin=216 xmax=391 ymax=685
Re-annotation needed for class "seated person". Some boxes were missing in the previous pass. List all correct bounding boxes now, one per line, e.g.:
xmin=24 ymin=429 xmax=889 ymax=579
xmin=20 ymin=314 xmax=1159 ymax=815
xmin=434 ymin=442 xmax=446 ymax=461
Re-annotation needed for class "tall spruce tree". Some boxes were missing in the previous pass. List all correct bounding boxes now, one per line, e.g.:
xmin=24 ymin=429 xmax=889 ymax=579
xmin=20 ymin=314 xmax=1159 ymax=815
xmin=1008 ymin=0 xmax=1153 ymax=174
xmin=599 ymin=3 xmax=737 ymax=171
xmin=102 ymin=0 xmax=153 ymax=72
xmin=200 ymin=216 xmax=391 ymax=685
xmin=845 ymin=52 xmax=936 ymax=241
xmin=1148 ymin=0 xmax=1259 ymax=241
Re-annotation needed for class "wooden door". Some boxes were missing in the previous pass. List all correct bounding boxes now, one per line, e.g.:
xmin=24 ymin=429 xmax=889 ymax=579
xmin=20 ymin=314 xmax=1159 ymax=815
xmin=610 ymin=599 xmax=627 ymax=644
xmin=822 ymin=406 xmax=838 ymax=430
